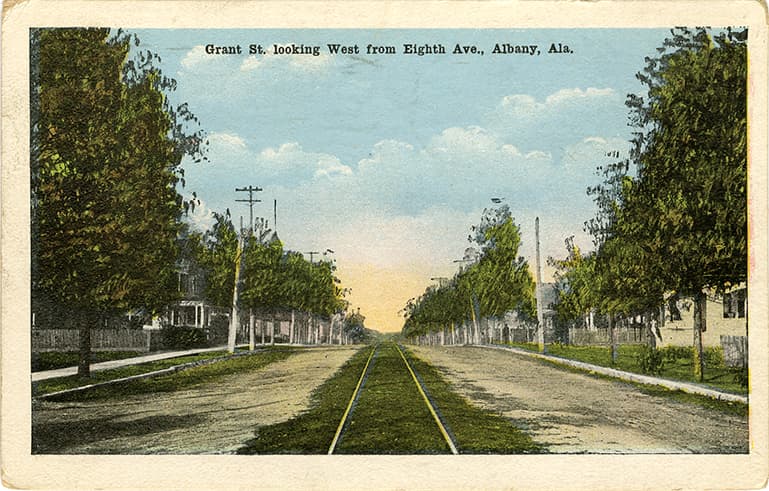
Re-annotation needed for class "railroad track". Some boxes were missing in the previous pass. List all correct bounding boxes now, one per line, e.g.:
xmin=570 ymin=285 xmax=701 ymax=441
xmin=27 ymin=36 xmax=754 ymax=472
xmin=328 ymin=342 xmax=459 ymax=455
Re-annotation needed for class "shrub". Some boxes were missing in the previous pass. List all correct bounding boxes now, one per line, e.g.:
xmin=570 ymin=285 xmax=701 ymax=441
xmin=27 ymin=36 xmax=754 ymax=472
xmin=637 ymin=345 xmax=664 ymax=375
xmin=206 ymin=315 xmax=230 ymax=345
xmin=161 ymin=325 xmax=208 ymax=349
xmin=704 ymin=347 xmax=725 ymax=368
xmin=661 ymin=346 xmax=691 ymax=363
xmin=731 ymin=366 xmax=749 ymax=388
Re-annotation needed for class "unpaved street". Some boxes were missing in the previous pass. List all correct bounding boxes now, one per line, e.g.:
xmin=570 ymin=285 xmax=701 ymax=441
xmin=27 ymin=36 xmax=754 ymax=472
xmin=32 ymin=346 xmax=359 ymax=454
xmin=410 ymin=346 xmax=748 ymax=453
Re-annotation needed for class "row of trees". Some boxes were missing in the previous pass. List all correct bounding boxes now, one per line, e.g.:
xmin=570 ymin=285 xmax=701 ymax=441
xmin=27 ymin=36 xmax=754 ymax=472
xmin=189 ymin=211 xmax=365 ymax=348
xmin=550 ymin=28 xmax=747 ymax=380
xmin=401 ymin=205 xmax=537 ymax=344
xmin=32 ymin=28 xmax=367 ymax=377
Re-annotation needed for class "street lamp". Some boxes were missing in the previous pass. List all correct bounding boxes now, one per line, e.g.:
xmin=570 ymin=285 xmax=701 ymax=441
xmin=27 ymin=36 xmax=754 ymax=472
xmin=430 ymin=277 xmax=449 ymax=288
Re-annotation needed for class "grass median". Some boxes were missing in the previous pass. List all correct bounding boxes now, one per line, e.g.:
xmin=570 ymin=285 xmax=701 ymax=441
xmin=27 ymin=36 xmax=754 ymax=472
xmin=34 ymin=347 xmax=293 ymax=400
xmin=238 ymin=342 xmax=543 ymax=454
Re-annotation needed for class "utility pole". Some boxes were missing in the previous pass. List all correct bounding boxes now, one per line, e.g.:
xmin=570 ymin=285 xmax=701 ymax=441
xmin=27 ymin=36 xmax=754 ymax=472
xmin=535 ymin=217 xmax=546 ymax=353
xmin=305 ymin=251 xmax=320 ymax=263
xmin=235 ymin=185 xmax=263 ymax=233
xmin=228 ymin=228 xmax=244 ymax=353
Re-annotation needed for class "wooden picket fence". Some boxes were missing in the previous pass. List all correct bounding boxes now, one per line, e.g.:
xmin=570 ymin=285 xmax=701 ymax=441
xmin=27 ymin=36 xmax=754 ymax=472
xmin=567 ymin=327 xmax=647 ymax=346
xmin=32 ymin=329 xmax=153 ymax=352
xmin=720 ymin=335 xmax=748 ymax=368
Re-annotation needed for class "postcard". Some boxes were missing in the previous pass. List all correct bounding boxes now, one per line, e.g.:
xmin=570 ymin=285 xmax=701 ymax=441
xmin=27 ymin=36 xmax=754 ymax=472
xmin=2 ymin=1 xmax=767 ymax=489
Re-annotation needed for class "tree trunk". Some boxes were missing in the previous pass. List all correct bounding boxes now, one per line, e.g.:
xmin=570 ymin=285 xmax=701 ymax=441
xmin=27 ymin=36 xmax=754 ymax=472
xmin=693 ymin=291 xmax=706 ymax=381
xmin=270 ymin=318 xmax=275 ymax=345
xmin=228 ymin=234 xmax=243 ymax=354
xmin=260 ymin=318 xmax=265 ymax=345
xmin=609 ymin=313 xmax=617 ymax=365
xmin=289 ymin=309 xmax=295 ymax=344
xmin=248 ymin=309 xmax=255 ymax=350
xmin=77 ymin=310 xmax=93 ymax=378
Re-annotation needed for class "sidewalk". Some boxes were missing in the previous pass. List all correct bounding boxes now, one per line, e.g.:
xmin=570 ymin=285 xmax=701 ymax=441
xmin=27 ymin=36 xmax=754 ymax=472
xmin=31 ymin=343 xmax=345 ymax=382
xmin=484 ymin=344 xmax=748 ymax=404
xmin=32 ymin=345 xmax=232 ymax=382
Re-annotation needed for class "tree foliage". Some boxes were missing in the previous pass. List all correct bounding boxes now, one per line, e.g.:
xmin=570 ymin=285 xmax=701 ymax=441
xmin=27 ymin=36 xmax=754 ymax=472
xmin=198 ymin=212 xmax=346 ymax=321
xmin=550 ymin=27 xmax=747 ymax=378
xmin=402 ymin=205 xmax=535 ymax=339
xmin=31 ymin=28 xmax=206 ymax=375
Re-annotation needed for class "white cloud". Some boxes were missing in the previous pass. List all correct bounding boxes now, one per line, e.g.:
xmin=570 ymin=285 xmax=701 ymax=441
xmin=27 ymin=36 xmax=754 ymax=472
xmin=428 ymin=126 xmax=500 ymax=155
xmin=497 ymin=87 xmax=616 ymax=119
xmin=545 ymin=87 xmax=615 ymax=106
xmin=524 ymin=150 xmax=552 ymax=160
xmin=240 ymin=55 xmax=262 ymax=71
xmin=562 ymin=136 xmax=629 ymax=168
xmin=208 ymin=132 xmax=247 ymax=150
xmin=181 ymin=45 xmax=213 ymax=69
xmin=314 ymin=155 xmax=353 ymax=179
xmin=239 ymin=45 xmax=333 ymax=73
xmin=259 ymin=142 xmax=303 ymax=161
xmin=183 ymin=195 xmax=216 ymax=232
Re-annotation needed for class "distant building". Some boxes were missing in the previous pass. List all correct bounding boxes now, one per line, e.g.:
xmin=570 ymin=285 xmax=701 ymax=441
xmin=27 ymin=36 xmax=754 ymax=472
xmin=658 ymin=285 xmax=747 ymax=347
xmin=157 ymin=259 xmax=222 ymax=330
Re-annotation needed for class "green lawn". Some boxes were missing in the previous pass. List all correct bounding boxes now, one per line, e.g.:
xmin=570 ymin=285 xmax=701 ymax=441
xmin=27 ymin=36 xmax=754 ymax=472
xmin=505 ymin=342 xmax=747 ymax=395
xmin=238 ymin=343 xmax=543 ymax=454
xmin=33 ymin=351 xmax=144 ymax=372
xmin=34 ymin=347 xmax=292 ymax=399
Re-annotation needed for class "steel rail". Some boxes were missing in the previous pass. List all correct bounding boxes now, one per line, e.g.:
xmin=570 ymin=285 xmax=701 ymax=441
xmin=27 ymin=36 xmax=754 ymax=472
xmin=395 ymin=344 xmax=459 ymax=455
xmin=327 ymin=345 xmax=377 ymax=454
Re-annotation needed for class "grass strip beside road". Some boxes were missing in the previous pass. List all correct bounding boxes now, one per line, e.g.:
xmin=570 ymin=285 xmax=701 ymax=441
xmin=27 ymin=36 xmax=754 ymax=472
xmin=33 ymin=351 xmax=144 ymax=372
xmin=511 ymin=347 xmax=748 ymax=418
xmin=34 ymin=347 xmax=293 ymax=400
xmin=401 ymin=346 xmax=543 ymax=454
xmin=507 ymin=342 xmax=747 ymax=395
xmin=238 ymin=346 xmax=373 ymax=454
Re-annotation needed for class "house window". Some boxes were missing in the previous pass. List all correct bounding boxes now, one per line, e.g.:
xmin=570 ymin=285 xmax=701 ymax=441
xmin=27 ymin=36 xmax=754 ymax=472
xmin=723 ymin=289 xmax=747 ymax=318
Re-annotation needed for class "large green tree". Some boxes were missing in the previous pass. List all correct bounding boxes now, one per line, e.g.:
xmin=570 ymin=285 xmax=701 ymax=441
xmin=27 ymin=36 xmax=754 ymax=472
xmin=32 ymin=28 xmax=205 ymax=376
xmin=623 ymin=27 xmax=747 ymax=379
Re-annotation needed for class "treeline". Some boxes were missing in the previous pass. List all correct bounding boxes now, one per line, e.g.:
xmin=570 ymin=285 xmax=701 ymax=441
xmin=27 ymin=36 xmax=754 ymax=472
xmin=183 ymin=211 xmax=367 ymax=347
xmin=401 ymin=205 xmax=537 ymax=344
xmin=31 ymin=28 xmax=367 ymax=378
xmin=549 ymin=28 xmax=747 ymax=380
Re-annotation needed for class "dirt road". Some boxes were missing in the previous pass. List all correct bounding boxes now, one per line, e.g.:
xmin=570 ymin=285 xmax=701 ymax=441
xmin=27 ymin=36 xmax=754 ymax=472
xmin=410 ymin=345 xmax=748 ymax=453
xmin=32 ymin=346 xmax=359 ymax=454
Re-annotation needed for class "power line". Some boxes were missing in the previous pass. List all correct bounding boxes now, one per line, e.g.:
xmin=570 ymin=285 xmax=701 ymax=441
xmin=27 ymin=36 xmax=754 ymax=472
xmin=235 ymin=185 xmax=262 ymax=233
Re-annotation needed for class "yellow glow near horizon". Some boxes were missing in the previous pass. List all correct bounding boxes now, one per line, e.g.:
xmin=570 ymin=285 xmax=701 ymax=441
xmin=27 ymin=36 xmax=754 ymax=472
xmin=337 ymin=263 xmax=440 ymax=333
xmin=336 ymin=261 xmax=558 ymax=334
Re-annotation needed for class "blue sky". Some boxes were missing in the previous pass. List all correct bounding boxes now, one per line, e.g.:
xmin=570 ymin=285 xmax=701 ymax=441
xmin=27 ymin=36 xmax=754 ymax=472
xmin=132 ymin=28 xmax=671 ymax=331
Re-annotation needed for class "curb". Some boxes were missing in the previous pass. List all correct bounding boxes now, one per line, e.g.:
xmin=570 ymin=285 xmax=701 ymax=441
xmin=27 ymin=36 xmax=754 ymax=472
xmin=34 ymin=347 xmax=270 ymax=400
xmin=481 ymin=344 xmax=748 ymax=404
